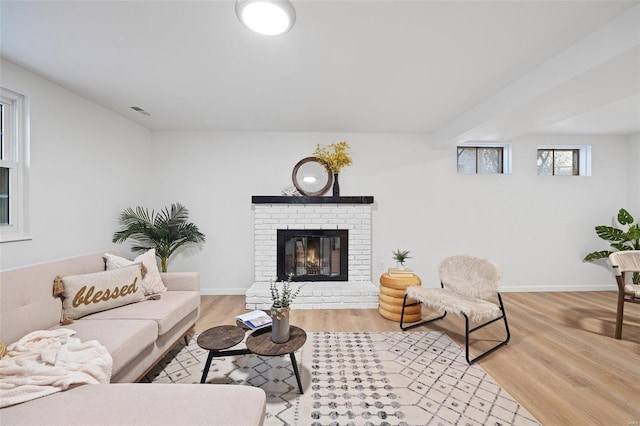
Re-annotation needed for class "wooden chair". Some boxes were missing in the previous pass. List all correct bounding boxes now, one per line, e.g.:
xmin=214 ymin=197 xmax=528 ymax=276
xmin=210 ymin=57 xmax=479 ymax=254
xmin=609 ymin=251 xmax=640 ymax=339
xmin=399 ymin=255 xmax=510 ymax=364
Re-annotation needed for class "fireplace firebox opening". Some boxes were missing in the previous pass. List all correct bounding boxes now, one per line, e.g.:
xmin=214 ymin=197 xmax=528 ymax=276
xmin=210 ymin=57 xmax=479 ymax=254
xmin=277 ymin=229 xmax=348 ymax=282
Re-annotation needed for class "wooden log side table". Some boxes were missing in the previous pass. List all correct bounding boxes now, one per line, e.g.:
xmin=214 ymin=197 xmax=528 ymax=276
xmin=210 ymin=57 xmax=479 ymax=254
xmin=379 ymin=273 xmax=422 ymax=323
xmin=246 ymin=325 xmax=307 ymax=394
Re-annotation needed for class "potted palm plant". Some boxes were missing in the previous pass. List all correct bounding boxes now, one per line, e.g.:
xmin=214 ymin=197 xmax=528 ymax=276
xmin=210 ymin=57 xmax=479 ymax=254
xmin=112 ymin=202 xmax=206 ymax=272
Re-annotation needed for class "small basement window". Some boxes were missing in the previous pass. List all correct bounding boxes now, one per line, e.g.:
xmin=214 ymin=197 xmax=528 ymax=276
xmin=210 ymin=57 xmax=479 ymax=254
xmin=457 ymin=143 xmax=511 ymax=175
xmin=537 ymin=146 xmax=591 ymax=176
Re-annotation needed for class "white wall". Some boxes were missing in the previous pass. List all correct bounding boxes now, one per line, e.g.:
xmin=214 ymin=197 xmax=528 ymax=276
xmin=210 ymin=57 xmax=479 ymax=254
xmin=0 ymin=60 xmax=153 ymax=269
xmin=627 ymin=132 xmax=640 ymax=215
xmin=152 ymin=131 xmax=628 ymax=294
xmin=0 ymin=59 xmax=631 ymax=294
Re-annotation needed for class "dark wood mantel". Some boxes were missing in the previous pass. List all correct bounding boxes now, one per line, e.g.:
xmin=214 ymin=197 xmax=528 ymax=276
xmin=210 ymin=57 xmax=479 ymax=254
xmin=252 ymin=196 xmax=374 ymax=204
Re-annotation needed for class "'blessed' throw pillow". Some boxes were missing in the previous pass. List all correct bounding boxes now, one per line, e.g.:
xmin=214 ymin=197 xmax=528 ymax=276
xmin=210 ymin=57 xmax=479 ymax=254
xmin=56 ymin=263 xmax=144 ymax=322
xmin=104 ymin=249 xmax=167 ymax=298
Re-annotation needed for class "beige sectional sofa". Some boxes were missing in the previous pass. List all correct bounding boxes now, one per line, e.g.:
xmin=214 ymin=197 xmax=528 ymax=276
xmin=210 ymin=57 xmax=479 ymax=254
xmin=0 ymin=251 xmax=266 ymax=425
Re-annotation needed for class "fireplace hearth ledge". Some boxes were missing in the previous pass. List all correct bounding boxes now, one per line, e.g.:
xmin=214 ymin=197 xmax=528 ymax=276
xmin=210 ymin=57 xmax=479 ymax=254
xmin=245 ymin=281 xmax=379 ymax=310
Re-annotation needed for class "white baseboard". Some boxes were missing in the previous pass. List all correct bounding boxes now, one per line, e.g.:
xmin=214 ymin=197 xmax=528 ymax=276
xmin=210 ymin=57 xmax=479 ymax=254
xmin=201 ymin=288 xmax=248 ymax=296
xmin=500 ymin=284 xmax=616 ymax=292
xmin=201 ymin=284 xmax=618 ymax=295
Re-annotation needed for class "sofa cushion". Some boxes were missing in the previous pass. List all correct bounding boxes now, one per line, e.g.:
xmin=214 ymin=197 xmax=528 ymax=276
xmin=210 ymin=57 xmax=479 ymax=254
xmin=53 ymin=319 xmax=157 ymax=376
xmin=79 ymin=291 xmax=199 ymax=335
xmin=58 ymin=264 xmax=145 ymax=322
xmin=0 ymin=251 xmax=117 ymax=346
xmin=104 ymin=250 xmax=167 ymax=297
xmin=0 ymin=384 xmax=267 ymax=426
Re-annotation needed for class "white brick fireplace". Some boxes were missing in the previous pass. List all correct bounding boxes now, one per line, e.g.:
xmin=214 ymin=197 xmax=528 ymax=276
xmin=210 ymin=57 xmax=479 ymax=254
xmin=246 ymin=196 xmax=379 ymax=309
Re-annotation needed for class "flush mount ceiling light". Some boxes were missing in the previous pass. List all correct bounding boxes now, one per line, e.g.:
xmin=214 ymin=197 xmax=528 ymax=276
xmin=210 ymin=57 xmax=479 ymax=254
xmin=235 ymin=0 xmax=296 ymax=36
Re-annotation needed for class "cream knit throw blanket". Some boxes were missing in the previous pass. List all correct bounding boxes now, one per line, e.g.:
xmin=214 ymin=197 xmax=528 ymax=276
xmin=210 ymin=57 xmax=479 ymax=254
xmin=0 ymin=329 xmax=112 ymax=408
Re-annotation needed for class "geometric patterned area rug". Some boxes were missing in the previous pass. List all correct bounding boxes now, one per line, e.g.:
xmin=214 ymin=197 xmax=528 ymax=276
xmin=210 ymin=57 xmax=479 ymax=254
xmin=143 ymin=331 xmax=540 ymax=426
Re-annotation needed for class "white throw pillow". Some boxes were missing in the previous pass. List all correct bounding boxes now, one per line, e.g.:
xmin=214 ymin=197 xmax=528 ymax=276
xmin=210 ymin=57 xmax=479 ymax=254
xmin=104 ymin=249 xmax=167 ymax=297
xmin=58 ymin=263 xmax=145 ymax=321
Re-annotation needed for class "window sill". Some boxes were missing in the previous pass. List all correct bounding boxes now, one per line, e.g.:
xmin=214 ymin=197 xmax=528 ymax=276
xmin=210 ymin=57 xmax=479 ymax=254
xmin=0 ymin=234 xmax=33 ymax=243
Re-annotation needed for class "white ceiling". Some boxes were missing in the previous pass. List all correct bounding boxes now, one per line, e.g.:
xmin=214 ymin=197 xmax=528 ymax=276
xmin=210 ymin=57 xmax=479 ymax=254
xmin=1 ymin=0 xmax=639 ymax=143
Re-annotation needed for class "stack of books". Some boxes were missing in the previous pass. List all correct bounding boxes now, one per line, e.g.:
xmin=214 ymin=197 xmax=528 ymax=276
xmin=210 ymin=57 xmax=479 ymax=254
xmin=235 ymin=310 xmax=272 ymax=330
xmin=388 ymin=268 xmax=414 ymax=277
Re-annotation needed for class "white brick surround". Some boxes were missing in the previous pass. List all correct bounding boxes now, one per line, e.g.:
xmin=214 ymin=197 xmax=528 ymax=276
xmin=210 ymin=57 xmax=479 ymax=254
xmin=246 ymin=199 xmax=379 ymax=309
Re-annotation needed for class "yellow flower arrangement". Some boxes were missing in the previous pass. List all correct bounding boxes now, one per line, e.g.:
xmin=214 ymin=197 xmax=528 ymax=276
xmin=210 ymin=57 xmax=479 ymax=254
xmin=313 ymin=141 xmax=353 ymax=174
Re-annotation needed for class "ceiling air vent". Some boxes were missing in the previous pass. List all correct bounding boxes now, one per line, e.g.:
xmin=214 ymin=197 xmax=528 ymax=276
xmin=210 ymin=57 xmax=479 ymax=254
xmin=130 ymin=106 xmax=150 ymax=116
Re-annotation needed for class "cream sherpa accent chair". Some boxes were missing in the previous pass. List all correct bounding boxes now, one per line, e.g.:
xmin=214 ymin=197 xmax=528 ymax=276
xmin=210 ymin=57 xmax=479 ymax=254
xmin=400 ymin=255 xmax=510 ymax=364
xmin=609 ymin=250 xmax=640 ymax=339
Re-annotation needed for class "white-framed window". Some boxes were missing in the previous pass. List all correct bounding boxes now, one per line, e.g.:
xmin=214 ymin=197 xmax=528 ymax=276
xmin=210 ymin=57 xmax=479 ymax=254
xmin=457 ymin=142 xmax=512 ymax=175
xmin=1 ymin=86 xmax=30 ymax=243
xmin=537 ymin=145 xmax=591 ymax=176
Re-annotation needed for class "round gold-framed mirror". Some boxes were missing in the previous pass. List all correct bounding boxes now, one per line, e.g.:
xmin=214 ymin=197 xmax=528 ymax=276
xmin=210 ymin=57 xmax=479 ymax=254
xmin=292 ymin=157 xmax=333 ymax=196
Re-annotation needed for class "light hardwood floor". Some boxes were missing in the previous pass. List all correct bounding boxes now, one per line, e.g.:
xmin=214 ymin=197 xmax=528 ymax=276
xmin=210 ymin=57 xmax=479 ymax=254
xmin=196 ymin=292 xmax=640 ymax=425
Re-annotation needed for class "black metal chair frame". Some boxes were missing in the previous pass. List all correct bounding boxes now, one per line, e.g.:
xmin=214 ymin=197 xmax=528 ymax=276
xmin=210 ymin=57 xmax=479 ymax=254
xmin=399 ymin=282 xmax=511 ymax=364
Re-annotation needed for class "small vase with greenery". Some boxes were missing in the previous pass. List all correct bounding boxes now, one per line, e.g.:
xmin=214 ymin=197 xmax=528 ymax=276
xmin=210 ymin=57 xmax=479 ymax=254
xmin=269 ymin=274 xmax=301 ymax=343
xmin=392 ymin=249 xmax=411 ymax=269
xmin=584 ymin=208 xmax=640 ymax=284
xmin=112 ymin=202 xmax=206 ymax=272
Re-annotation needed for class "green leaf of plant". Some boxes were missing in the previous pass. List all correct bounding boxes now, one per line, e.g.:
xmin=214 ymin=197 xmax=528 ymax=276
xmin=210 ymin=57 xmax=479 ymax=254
xmin=595 ymin=226 xmax=626 ymax=241
xmin=583 ymin=251 xmax=612 ymax=262
xmin=610 ymin=243 xmax=632 ymax=251
xmin=112 ymin=202 xmax=205 ymax=271
xmin=618 ymin=208 xmax=634 ymax=225
xmin=626 ymin=224 xmax=640 ymax=241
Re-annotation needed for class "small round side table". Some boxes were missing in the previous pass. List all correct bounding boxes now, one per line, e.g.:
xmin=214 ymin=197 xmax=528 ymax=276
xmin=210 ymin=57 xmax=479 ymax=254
xmin=197 ymin=325 xmax=247 ymax=384
xmin=245 ymin=326 xmax=307 ymax=394
xmin=379 ymin=273 xmax=422 ymax=322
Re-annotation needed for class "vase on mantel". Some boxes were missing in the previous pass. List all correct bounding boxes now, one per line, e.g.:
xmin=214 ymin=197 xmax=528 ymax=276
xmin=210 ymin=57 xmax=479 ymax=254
xmin=271 ymin=306 xmax=290 ymax=343
xmin=332 ymin=173 xmax=340 ymax=198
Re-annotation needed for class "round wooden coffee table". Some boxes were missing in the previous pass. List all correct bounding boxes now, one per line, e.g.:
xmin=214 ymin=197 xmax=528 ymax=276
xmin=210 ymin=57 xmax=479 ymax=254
xmin=197 ymin=325 xmax=248 ymax=384
xmin=245 ymin=325 xmax=307 ymax=394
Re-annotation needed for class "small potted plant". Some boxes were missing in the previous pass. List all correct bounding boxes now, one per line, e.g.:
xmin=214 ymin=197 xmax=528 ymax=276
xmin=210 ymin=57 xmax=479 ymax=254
xmin=392 ymin=249 xmax=411 ymax=269
xmin=269 ymin=274 xmax=301 ymax=343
